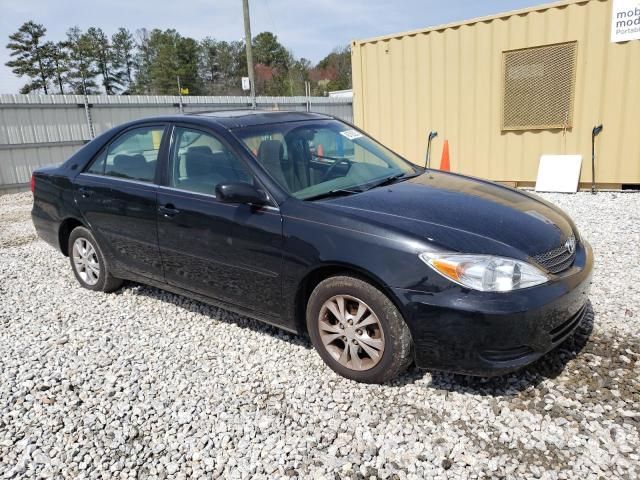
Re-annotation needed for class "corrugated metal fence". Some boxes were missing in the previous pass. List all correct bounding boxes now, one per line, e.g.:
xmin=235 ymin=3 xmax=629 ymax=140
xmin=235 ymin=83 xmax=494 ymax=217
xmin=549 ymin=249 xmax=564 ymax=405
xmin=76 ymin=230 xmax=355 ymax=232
xmin=0 ymin=94 xmax=353 ymax=192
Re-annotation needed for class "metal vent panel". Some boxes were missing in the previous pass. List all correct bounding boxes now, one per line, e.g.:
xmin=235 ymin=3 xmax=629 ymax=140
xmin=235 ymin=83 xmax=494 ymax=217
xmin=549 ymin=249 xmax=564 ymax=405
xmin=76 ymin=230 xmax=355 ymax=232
xmin=502 ymin=41 xmax=578 ymax=131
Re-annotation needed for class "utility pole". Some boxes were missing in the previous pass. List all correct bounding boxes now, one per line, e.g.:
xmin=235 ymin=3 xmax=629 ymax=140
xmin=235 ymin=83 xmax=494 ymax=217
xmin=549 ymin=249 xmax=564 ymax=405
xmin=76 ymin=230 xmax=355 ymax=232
xmin=177 ymin=75 xmax=184 ymax=114
xmin=242 ymin=0 xmax=256 ymax=108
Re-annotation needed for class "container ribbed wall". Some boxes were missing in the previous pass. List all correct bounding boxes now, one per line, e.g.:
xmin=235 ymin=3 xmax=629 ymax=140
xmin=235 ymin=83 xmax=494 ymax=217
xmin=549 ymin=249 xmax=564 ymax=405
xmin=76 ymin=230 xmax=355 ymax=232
xmin=352 ymin=0 xmax=640 ymax=185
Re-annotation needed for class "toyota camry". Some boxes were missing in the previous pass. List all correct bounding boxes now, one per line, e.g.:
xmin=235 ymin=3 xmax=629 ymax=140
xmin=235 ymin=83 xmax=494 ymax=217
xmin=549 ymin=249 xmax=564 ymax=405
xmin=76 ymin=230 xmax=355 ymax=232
xmin=31 ymin=110 xmax=593 ymax=383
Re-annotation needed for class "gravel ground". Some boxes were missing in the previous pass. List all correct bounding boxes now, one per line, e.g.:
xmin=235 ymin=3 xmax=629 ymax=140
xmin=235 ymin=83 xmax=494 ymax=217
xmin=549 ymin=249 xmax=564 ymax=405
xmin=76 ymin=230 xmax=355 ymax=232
xmin=0 ymin=190 xmax=639 ymax=479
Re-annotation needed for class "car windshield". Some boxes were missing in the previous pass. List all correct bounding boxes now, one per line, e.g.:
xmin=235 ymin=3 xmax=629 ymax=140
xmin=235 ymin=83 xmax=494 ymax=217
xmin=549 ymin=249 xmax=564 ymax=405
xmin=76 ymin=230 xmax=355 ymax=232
xmin=233 ymin=119 xmax=419 ymax=200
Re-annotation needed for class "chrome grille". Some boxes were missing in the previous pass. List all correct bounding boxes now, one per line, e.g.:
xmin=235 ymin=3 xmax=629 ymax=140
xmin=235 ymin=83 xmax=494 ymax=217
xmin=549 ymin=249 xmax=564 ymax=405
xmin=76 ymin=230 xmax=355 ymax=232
xmin=533 ymin=235 xmax=576 ymax=274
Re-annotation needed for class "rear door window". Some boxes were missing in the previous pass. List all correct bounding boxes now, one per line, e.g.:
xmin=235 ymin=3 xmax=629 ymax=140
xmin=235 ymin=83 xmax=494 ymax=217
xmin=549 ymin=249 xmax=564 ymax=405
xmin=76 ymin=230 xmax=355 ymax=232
xmin=86 ymin=126 xmax=164 ymax=183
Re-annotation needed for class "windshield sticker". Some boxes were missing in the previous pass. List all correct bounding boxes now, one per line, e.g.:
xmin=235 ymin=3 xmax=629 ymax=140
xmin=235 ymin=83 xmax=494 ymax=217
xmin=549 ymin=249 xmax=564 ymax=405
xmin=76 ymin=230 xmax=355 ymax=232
xmin=339 ymin=129 xmax=364 ymax=140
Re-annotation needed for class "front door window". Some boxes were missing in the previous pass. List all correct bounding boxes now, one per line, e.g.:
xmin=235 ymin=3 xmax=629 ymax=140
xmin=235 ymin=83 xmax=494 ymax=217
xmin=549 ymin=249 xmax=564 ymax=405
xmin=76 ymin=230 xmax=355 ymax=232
xmin=169 ymin=127 xmax=252 ymax=195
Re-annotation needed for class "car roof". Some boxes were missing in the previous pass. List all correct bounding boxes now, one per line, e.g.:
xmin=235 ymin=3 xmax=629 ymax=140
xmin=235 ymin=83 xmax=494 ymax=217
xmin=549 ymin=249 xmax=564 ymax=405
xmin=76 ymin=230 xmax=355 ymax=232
xmin=125 ymin=109 xmax=334 ymax=130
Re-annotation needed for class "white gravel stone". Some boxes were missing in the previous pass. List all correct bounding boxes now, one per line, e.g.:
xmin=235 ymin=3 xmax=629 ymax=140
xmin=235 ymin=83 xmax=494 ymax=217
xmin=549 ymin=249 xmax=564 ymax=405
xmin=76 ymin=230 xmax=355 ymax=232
xmin=0 ymin=190 xmax=638 ymax=479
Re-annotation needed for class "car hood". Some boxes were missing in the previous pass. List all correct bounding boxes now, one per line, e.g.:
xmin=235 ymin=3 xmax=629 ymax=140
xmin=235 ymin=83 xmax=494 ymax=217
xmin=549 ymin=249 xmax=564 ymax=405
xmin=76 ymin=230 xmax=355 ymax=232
xmin=320 ymin=171 xmax=576 ymax=258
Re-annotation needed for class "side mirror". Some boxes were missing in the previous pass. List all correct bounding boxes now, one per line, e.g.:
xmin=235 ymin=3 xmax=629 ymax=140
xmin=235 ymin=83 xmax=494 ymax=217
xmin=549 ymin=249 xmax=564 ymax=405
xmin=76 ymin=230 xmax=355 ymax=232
xmin=215 ymin=182 xmax=269 ymax=205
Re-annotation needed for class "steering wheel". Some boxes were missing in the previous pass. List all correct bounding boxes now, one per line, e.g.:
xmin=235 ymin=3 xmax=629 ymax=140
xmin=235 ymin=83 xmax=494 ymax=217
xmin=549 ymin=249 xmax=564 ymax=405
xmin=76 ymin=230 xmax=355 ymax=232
xmin=322 ymin=158 xmax=352 ymax=181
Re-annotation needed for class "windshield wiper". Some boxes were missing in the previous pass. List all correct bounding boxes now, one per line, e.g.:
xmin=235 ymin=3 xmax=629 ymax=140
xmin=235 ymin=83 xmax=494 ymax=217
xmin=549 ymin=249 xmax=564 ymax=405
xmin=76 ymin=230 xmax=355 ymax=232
xmin=364 ymin=171 xmax=421 ymax=191
xmin=303 ymin=171 xmax=422 ymax=201
xmin=303 ymin=188 xmax=362 ymax=201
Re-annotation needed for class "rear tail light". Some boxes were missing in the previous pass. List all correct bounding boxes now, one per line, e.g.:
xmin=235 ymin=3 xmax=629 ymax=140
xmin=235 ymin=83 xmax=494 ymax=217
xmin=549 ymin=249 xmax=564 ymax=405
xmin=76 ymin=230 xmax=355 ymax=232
xmin=30 ymin=173 xmax=35 ymax=193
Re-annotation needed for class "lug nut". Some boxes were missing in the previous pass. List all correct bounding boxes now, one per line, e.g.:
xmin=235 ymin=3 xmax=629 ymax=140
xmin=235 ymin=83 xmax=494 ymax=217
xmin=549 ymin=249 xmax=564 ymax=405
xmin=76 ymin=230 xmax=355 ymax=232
xmin=356 ymin=329 xmax=363 ymax=336
xmin=351 ymin=339 xmax=358 ymax=345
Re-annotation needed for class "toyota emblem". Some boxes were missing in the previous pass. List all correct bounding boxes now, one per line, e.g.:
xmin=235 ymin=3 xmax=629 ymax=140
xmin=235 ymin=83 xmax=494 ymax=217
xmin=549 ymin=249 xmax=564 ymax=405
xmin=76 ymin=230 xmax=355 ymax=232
xmin=565 ymin=236 xmax=576 ymax=254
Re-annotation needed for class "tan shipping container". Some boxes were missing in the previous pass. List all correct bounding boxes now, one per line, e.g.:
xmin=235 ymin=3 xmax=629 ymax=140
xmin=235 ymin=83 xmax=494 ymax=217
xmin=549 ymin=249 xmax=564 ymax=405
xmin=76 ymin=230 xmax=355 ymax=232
xmin=351 ymin=0 xmax=640 ymax=187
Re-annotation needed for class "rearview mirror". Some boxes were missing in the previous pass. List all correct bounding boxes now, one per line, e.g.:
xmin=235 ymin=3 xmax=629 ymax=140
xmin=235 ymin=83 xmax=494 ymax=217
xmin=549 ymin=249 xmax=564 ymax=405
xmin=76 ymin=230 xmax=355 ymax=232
xmin=215 ymin=182 xmax=269 ymax=205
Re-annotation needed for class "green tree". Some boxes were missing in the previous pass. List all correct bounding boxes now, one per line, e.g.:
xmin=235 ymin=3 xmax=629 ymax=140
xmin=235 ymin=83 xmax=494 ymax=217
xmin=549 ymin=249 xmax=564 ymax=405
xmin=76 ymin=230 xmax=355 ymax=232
xmin=287 ymin=56 xmax=311 ymax=96
xmin=314 ymin=45 xmax=352 ymax=94
xmin=252 ymin=32 xmax=290 ymax=71
xmin=112 ymin=28 xmax=135 ymax=93
xmin=87 ymin=27 xmax=120 ymax=94
xmin=43 ymin=41 xmax=68 ymax=94
xmin=64 ymin=27 xmax=99 ymax=94
xmin=148 ymin=29 xmax=181 ymax=94
xmin=135 ymin=29 xmax=202 ymax=95
xmin=5 ymin=21 xmax=52 ymax=94
xmin=133 ymin=28 xmax=153 ymax=94
xmin=250 ymin=32 xmax=294 ymax=95
xmin=176 ymin=36 xmax=202 ymax=95
xmin=5 ymin=21 xmax=351 ymax=97
xmin=199 ymin=37 xmax=219 ymax=94
xmin=199 ymin=38 xmax=247 ymax=94
xmin=217 ymin=40 xmax=246 ymax=94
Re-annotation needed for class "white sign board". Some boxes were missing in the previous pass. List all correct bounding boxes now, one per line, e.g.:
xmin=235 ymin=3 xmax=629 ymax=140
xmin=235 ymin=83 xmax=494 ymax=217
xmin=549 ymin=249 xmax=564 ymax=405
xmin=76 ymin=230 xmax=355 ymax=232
xmin=535 ymin=155 xmax=583 ymax=193
xmin=611 ymin=0 xmax=640 ymax=42
xmin=241 ymin=76 xmax=251 ymax=91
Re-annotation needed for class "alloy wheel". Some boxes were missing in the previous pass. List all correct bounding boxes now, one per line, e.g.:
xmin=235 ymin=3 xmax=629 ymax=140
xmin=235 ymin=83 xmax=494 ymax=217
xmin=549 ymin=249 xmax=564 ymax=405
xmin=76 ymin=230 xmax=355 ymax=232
xmin=72 ymin=237 xmax=100 ymax=286
xmin=318 ymin=294 xmax=385 ymax=371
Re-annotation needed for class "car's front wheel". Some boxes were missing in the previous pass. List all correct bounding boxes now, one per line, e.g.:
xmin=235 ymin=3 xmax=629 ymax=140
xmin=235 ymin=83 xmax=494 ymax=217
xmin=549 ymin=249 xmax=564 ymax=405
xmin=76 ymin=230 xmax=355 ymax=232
xmin=306 ymin=275 xmax=413 ymax=383
xmin=68 ymin=226 xmax=123 ymax=292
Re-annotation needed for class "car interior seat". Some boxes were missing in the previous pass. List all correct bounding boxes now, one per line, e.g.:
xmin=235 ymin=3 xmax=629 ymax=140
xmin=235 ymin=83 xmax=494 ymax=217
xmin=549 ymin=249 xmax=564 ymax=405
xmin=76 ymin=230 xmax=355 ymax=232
xmin=257 ymin=140 xmax=290 ymax=191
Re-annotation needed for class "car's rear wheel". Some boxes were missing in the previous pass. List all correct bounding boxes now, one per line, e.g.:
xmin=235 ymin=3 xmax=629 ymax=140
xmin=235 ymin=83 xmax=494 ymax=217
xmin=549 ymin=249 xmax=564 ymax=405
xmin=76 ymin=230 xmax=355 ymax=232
xmin=306 ymin=275 xmax=413 ymax=383
xmin=68 ymin=226 xmax=122 ymax=292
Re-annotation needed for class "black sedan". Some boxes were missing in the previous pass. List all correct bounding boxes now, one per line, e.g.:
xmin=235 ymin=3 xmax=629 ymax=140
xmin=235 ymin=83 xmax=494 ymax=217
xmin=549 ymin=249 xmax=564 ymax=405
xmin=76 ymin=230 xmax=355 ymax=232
xmin=31 ymin=110 xmax=593 ymax=383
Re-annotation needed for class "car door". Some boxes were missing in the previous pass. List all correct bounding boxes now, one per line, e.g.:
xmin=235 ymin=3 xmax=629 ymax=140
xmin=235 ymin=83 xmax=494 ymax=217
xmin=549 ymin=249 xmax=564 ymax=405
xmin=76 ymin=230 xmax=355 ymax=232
xmin=74 ymin=124 xmax=167 ymax=281
xmin=156 ymin=124 xmax=283 ymax=319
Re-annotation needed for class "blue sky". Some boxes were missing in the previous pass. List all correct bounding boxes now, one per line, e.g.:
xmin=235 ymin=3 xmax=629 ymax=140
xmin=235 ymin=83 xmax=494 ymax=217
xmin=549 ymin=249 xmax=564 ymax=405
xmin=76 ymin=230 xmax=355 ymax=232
xmin=0 ymin=0 xmax=549 ymax=93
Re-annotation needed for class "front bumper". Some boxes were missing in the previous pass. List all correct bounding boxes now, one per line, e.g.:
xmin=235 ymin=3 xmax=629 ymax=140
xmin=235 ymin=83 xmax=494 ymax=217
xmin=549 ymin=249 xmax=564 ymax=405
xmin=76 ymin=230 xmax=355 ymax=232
xmin=393 ymin=241 xmax=594 ymax=376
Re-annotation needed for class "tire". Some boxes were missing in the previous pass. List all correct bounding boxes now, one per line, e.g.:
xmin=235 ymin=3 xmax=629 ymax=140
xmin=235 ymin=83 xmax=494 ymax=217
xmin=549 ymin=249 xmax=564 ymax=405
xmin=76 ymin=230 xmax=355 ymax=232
xmin=68 ymin=226 xmax=123 ymax=293
xmin=306 ymin=275 xmax=413 ymax=383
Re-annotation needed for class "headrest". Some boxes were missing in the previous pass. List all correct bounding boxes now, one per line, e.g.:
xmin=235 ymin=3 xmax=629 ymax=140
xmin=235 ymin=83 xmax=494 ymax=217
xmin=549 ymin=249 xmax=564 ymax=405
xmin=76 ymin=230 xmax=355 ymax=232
xmin=130 ymin=154 xmax=146 ymax=167
xmin=188 ymin=145 xmax=213 ymax=155
xmin=185 ymin=150 xmax=214 ymax=177
xmin=113 ymin=154 xmax=146 ymax=169
xmin=257 ymin=140 xmax=284 ymax=165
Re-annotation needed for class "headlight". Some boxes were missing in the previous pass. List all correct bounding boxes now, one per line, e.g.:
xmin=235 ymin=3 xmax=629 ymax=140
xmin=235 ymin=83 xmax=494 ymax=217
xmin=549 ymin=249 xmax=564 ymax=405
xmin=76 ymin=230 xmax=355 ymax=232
xmin=419 ymin=252 xmax=549 ymax=292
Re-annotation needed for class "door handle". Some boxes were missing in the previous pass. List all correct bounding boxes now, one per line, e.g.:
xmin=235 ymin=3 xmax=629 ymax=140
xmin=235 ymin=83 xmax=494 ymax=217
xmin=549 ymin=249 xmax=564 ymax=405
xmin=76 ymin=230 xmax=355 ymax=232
xmin=159 ymin=204 xmax=180 ymax=218
xmin=78 ymin=187 xmax=93 ymax=198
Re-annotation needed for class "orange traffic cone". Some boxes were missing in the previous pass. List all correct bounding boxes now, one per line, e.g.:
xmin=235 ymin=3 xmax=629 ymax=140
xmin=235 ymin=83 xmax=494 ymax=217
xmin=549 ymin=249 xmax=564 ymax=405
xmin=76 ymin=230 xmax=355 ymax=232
xmin=440 ymin=140 xmax=450 ymax=171
xmin=317 ymin=144 xmax=324 ymax=157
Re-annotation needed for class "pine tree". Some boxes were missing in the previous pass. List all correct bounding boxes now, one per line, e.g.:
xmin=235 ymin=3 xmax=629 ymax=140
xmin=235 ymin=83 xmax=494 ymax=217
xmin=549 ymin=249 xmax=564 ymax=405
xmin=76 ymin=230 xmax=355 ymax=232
xmin=176 ymin=36 xmax=202 ymax=95
xmin=134 ymin=29 xmax=203 ymax=95
xmin=132 ymin=28 xmax=153 ymax=94
xmin=5 ymin=21 xmax=352 ymax=97
xmin=251 ymin=32 xmax=292 ymax=95
xmin=214 ymin=40 xmax=246 ymax=94
xmin=5 ymin=21 xmax=52 ymax=94
xmin=64 ymin=27 xmax=99 ymax=95
xmin=87 ymin=27 xmax=118 ymax=94
xmin=199 ymin=38 xmax=219 ymax=94
xmin=43 ymin=41 xmax=69 ymax=94
xmin=112 ymin=28 xmax=135 ymax=93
